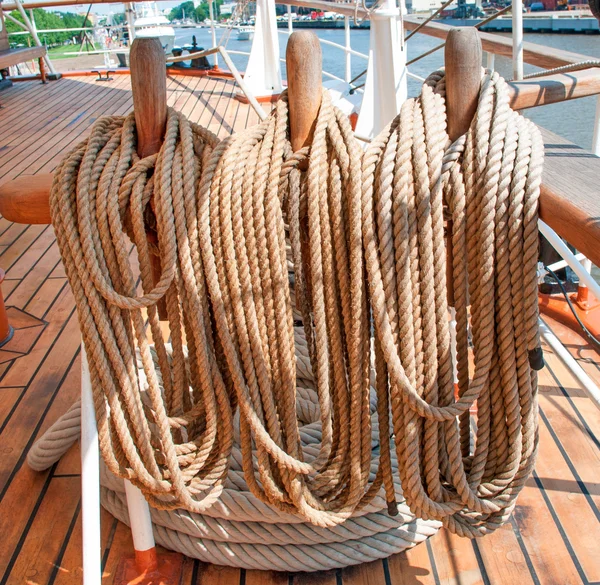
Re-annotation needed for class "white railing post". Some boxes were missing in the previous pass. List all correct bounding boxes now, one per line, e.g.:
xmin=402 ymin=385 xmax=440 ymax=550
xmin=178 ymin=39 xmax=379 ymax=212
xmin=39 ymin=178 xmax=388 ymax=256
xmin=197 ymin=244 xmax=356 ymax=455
xmin=512 ymin=0 xmax=523 ymax=80
xmin=591 ymin=95 xmax=600 ymax=156
xmin=209 ymin=0 xmax=218 ymax=67
xmin=81 ymin=345 xmax=102 ymax=585
xmin=539 ymin=320 xmax=600 ymax=411
xmin=125 ymin=3 xmax=136 ymax=43
xmin=486 ymin=51 xmax=495 ymax=71
xmin=355 ymin=0 xmax=407 ymax=140
xmin=243 ymin=0 xmax=283 ymax=98
xmin=287 ymin=4 xmax=293 ymax=33
xmin=344 ymin=15 xmax=351 ymax=83
xmin=13 ymin=0 xmax=56 ymax=74
xmin=124 ymin=480 xmax=158 ymax=560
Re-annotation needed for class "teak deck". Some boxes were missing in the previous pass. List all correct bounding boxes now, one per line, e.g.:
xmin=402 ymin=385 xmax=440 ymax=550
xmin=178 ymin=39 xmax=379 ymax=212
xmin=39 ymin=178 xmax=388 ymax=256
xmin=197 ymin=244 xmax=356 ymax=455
xmin=0 ymin=74 xmax=599 ymax=585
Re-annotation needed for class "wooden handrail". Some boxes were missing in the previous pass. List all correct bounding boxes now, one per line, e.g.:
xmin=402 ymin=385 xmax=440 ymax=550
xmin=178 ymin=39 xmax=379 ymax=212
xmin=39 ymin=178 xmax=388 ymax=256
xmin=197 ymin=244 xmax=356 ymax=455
xmin=507 ymin=68 xmax=600 ymax=110
xmin=403 ymin=16 xmax=594 ymax=69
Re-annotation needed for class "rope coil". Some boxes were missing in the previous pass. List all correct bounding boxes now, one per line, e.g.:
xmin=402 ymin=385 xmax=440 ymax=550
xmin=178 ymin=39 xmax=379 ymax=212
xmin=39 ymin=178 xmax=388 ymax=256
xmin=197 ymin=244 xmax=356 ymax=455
xmin=35 ymin=68 xmax=543 ymax=567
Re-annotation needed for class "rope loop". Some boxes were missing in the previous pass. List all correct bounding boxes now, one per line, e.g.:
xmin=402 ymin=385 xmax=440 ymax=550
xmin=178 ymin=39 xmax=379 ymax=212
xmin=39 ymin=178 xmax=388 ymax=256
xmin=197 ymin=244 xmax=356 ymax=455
xmin=48 ymin=68 xmax=543 ymax=537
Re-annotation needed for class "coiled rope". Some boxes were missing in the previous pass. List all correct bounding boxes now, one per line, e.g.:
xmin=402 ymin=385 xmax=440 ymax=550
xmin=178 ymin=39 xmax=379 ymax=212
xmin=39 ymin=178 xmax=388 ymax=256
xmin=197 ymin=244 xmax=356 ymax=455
xmin=32 ymin=68 xmax=543 ymax=568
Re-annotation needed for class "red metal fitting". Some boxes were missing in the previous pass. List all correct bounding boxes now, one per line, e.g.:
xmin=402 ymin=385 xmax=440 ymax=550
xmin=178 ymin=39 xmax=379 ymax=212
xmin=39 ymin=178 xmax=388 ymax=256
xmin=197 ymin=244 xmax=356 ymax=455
xmin=113 ymin=548 xmax=184 ymax=585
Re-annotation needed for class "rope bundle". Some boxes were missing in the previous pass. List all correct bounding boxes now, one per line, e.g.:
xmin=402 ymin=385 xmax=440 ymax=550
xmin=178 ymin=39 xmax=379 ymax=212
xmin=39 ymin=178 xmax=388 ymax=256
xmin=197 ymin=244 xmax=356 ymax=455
xmin=42 ymin=68 xmax=543 ymax=558
xmin=363 ymin=71 xmax=543 ymax=536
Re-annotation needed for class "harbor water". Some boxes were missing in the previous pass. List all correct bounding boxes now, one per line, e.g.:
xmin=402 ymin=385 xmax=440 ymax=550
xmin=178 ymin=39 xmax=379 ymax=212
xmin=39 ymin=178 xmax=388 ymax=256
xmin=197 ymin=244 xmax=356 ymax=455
xmin=175 ymin=26 xmax=600 ymax=150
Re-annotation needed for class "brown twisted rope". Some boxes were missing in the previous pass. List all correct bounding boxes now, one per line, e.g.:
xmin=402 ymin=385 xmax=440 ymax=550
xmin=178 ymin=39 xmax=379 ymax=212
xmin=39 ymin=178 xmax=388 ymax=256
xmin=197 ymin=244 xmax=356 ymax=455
xmin=362 ymin=70 xmax=543 ymax=536
xmin=48 ymin=69 xmax=542 ymax=538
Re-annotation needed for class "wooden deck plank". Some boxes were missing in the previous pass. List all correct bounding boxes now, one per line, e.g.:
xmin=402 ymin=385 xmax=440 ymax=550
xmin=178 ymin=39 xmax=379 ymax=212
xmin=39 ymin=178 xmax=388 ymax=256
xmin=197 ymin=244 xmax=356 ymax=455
xmin=197 ymin=563 xmax=242 ymax=585
xmin=428 ymin=529 xmax=484 ymax=585
xmin=0 ymin=76 xmax=133 ymax=180
xmin=387 ymin=545 xmax=437 ymax=585
xmin=295 ymin=570 xmax=337 ymax=585
xmin=513 ymin=479 xmax=582 ymax=585
xmin=342 ymin=559 xmax=386 ymax=585
xmin=0 ymin=283 xmax=74 ymax=388
xmin=4 ymin=242 xmax=62 ymax=309
xmin=3 ymin=476 xmax=79 ymax=585
xmin=0 ymin=77 xmax=109 ymax=147
xmin=0 ymin=387 xmax=24 ymax=428
xmin=472 ymin=524 xmax=536 ymax=585
xmin=533 ymin=405 xmax=600 ymax=582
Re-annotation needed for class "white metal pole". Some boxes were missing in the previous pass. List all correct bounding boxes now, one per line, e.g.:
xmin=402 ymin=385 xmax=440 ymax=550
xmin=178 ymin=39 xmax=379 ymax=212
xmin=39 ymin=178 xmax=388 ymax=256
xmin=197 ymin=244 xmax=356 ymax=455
xmin=125 ymin=3 xmax=136 ymax=43
xmin=591 ymin=95 xmax=600 ymax=156
xmin=344 ymin=15 xmax=351 ymax=83
xmin=287 ymin=4 xmax=293 ymax=32
xmin=538 ymin=219 xmax=600 ymax=299
xmin=14 ymin=0 xmax=56 ymax=73
xmin=354 ymin=0 xmax=407 ymax=139
xmin=81 ymin=345 xmax=102 ymax=585
xmin=539 ymin=320 xmax=600 ymax=411
xmin=124 ymin=481 xmax=156 ymax=553
xmin=486 ymin=51 xmax=495 ymax=71
xmin=512 ymin=0 xmax=523 ymax=80
xmin=209 ymin=0 xmax=218 ymax=67
xmin=243 ymin=0 xmax=283 ymax=97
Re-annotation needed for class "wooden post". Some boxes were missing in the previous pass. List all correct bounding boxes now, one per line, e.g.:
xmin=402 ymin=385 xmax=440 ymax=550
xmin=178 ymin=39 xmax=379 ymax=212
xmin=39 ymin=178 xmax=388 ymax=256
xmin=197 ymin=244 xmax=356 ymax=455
xmin=38 ymin=55 xmax=46 ymax=84
xmin=444 ymin=28 xmax=482 ymax=308
xmin=129 ymin=38 xmax=169 ymax=321
xmin=445 ymin=27 xmax=482 ymax=142
xmin=286 ymin=31 xmax=322 ymax=157
xmin=129 ymin=37 xmax=168 ymax=159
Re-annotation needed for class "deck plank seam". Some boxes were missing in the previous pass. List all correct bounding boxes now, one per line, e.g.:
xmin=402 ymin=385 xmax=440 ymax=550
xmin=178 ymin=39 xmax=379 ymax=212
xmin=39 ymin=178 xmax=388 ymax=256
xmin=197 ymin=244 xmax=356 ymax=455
xmin=545 ymin=360 xmax=600 ymax=450
xmin=0 ymin=225 xmax=52 ymax=273
xmin=2 ymin=240 xmax=62 ymax=306
xmin=424 ymin=539 xmax=441 ymax=585
xmin=5 ymin=79 xmax=134 ymax=180
xmin=0 ymin=279 xmax=71 ymax=389
xmin=47 ymin=498 xmax=81 ymax=585
xmin=0 ymin=344 xmax=80 ymax=501
xmin=0 ymin=462 xmax=58 ymax=585
xmin=470 ymin=539 xmax=492 ymax=585
xmin=0 ymin=76 xmax=133 ymax=179
xmin=508 ymin=516 xmax=542 ymax=585
xmin=538 ymin=406 xmax=600 ymax=522
xmin=532 ymin=472 xmax=591 ymax=585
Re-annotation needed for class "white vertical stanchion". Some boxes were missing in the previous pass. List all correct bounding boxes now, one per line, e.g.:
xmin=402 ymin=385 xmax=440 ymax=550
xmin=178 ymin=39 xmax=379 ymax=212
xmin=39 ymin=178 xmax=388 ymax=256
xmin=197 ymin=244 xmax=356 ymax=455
xmin=344 ymin=15 xmax=351 ymax=83
xmin=287 ymin=4 xmax=293 ymax=33
xmin=124 ymin=481 xmax=157 ymax=555
xmin=243 ymin=0 xmax=283 ymax=98
xmin=486 ymin=51 xmax=495 ymax=71
xmin=81 ymin=345 xmax=102 ymax=585
xmin=355 ymin=0 xmax=407 ymax=140
xmin=209 ymin=0 xmax=218 ymax=67
xmin=125 ymin=3 xmax=136 ymax=43
xmin=539 ymin=320 xmax=600 ymax=411
xmin=512 ymin=0 xmax=524 ymax=80
xmin=591 ymin=95 xmax=600 ymax=156
xmin=14 ymin=0 xmax=56 ymax=73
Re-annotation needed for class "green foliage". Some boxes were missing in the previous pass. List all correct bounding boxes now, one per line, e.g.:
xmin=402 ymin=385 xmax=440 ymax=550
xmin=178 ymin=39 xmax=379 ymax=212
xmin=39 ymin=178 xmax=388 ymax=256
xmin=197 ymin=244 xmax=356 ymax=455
xmin=111 ymin=13 xmax=127 ymax=25
xmin=168 ymin=0 xmax=225 ymax=23
xmin=5 ymin=9 xmax=92 ymax=47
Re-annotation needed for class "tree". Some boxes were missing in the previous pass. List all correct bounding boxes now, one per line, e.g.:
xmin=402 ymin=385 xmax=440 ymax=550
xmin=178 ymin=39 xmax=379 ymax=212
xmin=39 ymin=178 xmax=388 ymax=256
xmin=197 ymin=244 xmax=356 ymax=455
xmin=168 ymin=0 xmax=226 ymax=23
xmin=5 ymin=9 xmax=92 ymax=47
xmin=169 ymin=1 xmax=196 ymax=21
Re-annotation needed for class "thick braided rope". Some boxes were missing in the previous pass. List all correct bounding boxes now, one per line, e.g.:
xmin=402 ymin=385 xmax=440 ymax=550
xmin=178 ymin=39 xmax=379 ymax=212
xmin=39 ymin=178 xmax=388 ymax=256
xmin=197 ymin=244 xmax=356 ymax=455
xmin=362 ymin=70 xmax=543 ymax=537
xmin=42 ymin=67 xmax=543 ymax=548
